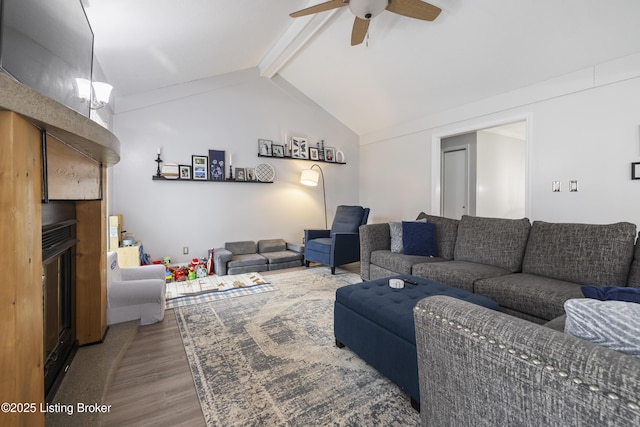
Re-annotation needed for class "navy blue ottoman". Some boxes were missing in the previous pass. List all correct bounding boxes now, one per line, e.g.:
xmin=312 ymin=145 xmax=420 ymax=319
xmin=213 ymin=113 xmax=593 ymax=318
xmin=334 ymin=274 xmax=500 ymax=410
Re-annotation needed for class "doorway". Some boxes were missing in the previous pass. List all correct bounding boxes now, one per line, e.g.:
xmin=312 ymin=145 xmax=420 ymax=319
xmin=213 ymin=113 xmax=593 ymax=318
xmin=437 ymin=119 xmax=527 ymax=219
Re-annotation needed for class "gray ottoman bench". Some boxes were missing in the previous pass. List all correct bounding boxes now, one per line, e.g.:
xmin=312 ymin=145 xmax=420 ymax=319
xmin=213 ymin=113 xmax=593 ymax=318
xmin=334 ymin=274 xmax=500 ymax=410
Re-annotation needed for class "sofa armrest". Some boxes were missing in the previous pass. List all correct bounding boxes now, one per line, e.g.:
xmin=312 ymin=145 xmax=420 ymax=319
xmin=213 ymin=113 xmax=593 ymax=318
xmin=359 ymin=223 xmax=391 ymax=280
xmin=286 ymin=242 xmax=304 ymax=253
xmin=213 ymin=248 xmax=233 ymax=276
xmin=121 ymin=264 xmax=165 ymax=281
xmin=330 ymin=232 xmax=360 ymax=267
xmin=305 ymin=229 xmax=330 ymax=242
xmin=414 ymin=296 xmax=640 ymax=427
xmin=108 ymin=279 xmax=166 ymax=306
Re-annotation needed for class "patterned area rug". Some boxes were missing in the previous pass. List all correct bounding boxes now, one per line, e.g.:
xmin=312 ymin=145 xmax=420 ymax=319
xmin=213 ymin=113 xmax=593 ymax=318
xmin=175 ymin=268 xmax=420 ymax=426
xmin=166 ymin=272 xmax=276 ymax=309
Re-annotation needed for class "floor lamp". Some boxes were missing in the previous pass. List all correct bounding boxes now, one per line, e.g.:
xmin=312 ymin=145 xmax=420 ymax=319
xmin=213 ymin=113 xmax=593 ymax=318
xmin=300 ymin=164 xmax=327 ymax=229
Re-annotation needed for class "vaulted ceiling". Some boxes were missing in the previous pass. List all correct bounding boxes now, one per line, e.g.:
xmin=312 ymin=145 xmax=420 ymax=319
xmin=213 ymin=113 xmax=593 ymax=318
xmin=84 ymin=0 xmax=640 ymax=136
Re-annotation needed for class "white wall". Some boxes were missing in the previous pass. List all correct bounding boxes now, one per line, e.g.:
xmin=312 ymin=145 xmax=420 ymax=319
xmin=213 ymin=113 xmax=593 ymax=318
xmin=476 ymin=130 xmax=525 ymax=218
xmin=360 ymin=53 xmax=640 ymax=227
xmin=109 ymin=68 xmax=359 ymax=263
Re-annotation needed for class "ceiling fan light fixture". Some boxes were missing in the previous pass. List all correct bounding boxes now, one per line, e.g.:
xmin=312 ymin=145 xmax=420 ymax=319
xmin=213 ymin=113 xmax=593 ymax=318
xmin=348 ymin=0 xmax=389 ymax=20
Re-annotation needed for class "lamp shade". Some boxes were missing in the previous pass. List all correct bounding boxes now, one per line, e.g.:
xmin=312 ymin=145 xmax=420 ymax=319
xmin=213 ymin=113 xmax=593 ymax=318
xmin=300 ymin=169 xmax=319 ymax=186
xmin=92 ymin=81 xmax=113 ymax=104
xmin=75 ymin=78 xmax=91 ymax=100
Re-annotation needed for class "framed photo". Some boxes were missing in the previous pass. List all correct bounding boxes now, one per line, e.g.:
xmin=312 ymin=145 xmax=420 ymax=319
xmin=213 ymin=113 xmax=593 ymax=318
xmin=179 ymin=165 xmax=192 ymax=180
xmin=324 ymin=147 xmax=336 ymax=162
xmin=208 ymin=149 xmax=225 ymax=181
xmin=258 ymin=139 xmax=272 ymax=156
xmin=192 ymin=155 xmax=209 ymax=180
xmin=632 ymin=162 xmax=640 ymax=180
xmin=291 ymin=136 xmax=308 ymax=159
xmin=272 ymin=144 xmax=284 ymax=157
xmin=246 ymin=167 xmax=256 ymax=181
xmin=235 ymin=167 xmax=246 ymax=181
xmin=309 ymin=147 xmax=319 ymax=160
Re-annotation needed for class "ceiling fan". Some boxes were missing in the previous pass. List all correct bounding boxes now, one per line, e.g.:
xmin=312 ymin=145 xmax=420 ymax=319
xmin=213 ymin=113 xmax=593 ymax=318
xmin=290 ymin=0 xmax=441 ymax=46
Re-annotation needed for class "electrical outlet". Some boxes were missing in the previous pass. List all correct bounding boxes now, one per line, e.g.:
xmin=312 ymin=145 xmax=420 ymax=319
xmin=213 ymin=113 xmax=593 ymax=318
xmin=552 ymin=181 xmax=561 ymax=192
xmin=183 ymin=246 xmax=189 ymax=255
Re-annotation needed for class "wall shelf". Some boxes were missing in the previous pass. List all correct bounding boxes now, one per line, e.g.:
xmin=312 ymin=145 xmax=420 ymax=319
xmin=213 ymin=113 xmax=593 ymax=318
xmin=151 ymin=176 xmax=273 ymax=183
xmin=257 ymin=154 xmax=346 ymax=164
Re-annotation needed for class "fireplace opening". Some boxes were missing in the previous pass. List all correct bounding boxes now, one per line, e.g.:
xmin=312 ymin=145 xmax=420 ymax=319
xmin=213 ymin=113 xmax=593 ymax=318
xmin=42 ymin=219 xmax=78 ymax=402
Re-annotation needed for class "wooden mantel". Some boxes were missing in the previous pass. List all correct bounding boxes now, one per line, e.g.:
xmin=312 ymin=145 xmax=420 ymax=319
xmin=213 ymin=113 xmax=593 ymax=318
xmin=0 ymin=73 xmax=120 ymax=426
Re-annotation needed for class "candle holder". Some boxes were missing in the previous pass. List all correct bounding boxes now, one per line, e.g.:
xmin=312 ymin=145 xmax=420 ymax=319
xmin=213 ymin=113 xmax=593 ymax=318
xmin=228 ymin=164 xmax=234 ymax=180
xmin=155 ymin=153 xmax=163 ymax=178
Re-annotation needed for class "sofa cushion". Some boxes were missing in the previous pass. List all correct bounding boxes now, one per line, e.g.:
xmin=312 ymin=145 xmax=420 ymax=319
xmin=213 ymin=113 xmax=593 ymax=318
xmin=371 ymin=250 xmax=445 ymax=275
xmin=581 ymin=285 xmax=640 ymax=303
xmin=411 ymin=260 xmax=511 ymax=293
xmin=565 ymin=298 xmax=640 ymax=358
xmin=225 ymin=241 xmax=257 ymax=256
xmin=305 ymin=237 xmax=332 ymax=254
xmin=261 ymin=250 xmax=303 ymax=264
xmin=258 ymin=239 xmax=286 ymax=253
xmin=522 ymin=221 xmax=636 ymax=287
xmin=475 ymin=273 xmax=584 ymax=321
xmin=390 ymin=219 xmax=426 ymax=253
xmin=453 ymin=215 xmax=530 ymax=272
xmin=330 ymin=205 xmax=367 ymax=236
xmin=227 ymin=253 xmax=267 ymax=269
xmin=416 ymin=213 xmax=459 ymax=260
xmin=402 ymin=221 xmax=437 ymax=257
xmin=544 ymin=314 xmax=566 ymax=331
xmin=389 ymin=221 xmax=403 ymax=253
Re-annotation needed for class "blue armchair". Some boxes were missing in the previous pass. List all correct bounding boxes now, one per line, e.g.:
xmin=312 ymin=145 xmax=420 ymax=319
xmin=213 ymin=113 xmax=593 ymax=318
xmin=304 ymin=205 xmax=370 ymax=274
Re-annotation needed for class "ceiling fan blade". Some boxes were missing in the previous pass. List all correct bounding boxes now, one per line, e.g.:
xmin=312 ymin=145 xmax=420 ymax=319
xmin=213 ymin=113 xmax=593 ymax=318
xmin=386 ymin=0 xmax=441 ymax=21
xmin=351 ymin=17 xmax=370 ymax=46
xmin=290 ymin=0 xmax=348 ymax=18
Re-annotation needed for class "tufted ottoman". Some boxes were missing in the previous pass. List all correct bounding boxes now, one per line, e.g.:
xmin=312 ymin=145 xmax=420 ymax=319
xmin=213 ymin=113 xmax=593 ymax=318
xmin=334 ymin=274 xmax=500 ymax=410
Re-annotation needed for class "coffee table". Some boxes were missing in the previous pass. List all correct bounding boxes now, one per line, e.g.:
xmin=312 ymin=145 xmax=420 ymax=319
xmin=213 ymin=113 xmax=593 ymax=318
xmin=334 ymin=274 xmax=500 ymax=410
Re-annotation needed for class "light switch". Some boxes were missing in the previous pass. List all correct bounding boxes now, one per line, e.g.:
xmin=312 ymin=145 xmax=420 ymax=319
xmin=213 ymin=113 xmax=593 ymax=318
xmin=570 ymin=180 xmax=579 ymax=192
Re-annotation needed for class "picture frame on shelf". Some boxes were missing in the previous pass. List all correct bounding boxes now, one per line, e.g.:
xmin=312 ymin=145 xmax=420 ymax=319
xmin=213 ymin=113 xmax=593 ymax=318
xmin=235 ymin=167 xmax=246 ymax=181
xmin=324 ymin=147 xmax=336 ymax=162
xmin=246 ymin=167 xmax=256 ymax=181
xmin=192 ymin=155 xmax=209 ymax=180
xmin=258 ymin=139 xmax=272 ymax=156
xmin=309 ymin=147 xmax=319 ymax=161
xmin=179 ymin=165 xmax=192 ymax=180
xmin=335 ymin=150 xmax=345 ymax=163
xmin=272 ymin=144 xmax=284 ymax=157
xmin=208 ymin=149 xmax=225 ymax=181
xmin=291 ymin=136 xmax=308 ymax=159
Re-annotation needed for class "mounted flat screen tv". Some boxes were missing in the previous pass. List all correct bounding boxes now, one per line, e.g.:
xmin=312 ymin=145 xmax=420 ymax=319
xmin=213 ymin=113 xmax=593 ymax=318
xmin=0 ymin=0 xmax=94 ymax=117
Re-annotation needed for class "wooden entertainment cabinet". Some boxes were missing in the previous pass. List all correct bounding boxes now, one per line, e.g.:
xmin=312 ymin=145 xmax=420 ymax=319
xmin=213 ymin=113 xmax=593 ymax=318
xmin=0 ymin=74 xmax=120 ymax=426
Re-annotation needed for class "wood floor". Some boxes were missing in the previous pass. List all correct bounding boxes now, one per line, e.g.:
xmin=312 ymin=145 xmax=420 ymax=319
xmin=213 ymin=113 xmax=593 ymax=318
xmin=102 ymin=309 xmax=206 ymax=427
xmin=102 ymin=263 xmax=360 ymax=426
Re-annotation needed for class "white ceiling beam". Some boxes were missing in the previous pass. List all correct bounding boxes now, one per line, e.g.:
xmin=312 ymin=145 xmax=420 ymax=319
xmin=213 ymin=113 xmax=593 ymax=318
xmin=258 ymin=7 xmax=339 ymax=79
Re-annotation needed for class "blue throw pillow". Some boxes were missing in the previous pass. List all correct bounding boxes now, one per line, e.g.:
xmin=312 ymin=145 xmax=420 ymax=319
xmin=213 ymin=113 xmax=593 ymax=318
xmin=402 ymin=221 xmax=438 ymax=257
xmin=581 ymin=285 xmax=640 ymax=304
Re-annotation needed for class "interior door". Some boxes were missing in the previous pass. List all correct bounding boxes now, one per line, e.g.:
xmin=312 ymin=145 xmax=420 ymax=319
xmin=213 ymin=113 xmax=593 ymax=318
xmin=442 ymin=148 xmax=468 ymax=219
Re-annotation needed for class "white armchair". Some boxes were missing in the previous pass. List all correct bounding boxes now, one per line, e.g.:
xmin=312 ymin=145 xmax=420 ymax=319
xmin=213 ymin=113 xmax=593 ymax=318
xmin=107 ymin=251 xmax=166 ymax=325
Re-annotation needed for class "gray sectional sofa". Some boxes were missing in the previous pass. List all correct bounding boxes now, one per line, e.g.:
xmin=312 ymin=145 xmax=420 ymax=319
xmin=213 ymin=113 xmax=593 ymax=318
xmin=360 ymin=213 xmax=639 ymax=323
xmin=360 ymin=212 xmax=640 ymax=425
xmin=213 ymin=239 xmax=304 ymax=275
xmin=414 ymin=295 xmax=640 ymax=426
